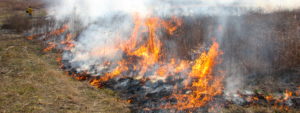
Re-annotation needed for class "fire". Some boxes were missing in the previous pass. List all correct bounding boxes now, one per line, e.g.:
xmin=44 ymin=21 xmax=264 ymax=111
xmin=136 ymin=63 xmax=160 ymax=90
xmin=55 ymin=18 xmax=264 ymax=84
xmin=189 ymin=40 xmax=220 ymax=78
xmin=161 ymin=16 xmax=182 ymax=35
xmin=43 ymin=42 xmax=56 ymax=52
xmin=24 ymin=9 xmax=300 ymax=112
xmin=122 ymin=14 xmax=142 ymax=52
xmin=75 ymin=76 xmax=87 ymax=80
xmin=163 ymin=40 xmax=223 ymax=110
xmin=129 ymin=17 xmax=161 ymax=63
xmin=90 ymin=16 xmax=183 ymax=84
xmin=26 ymin=25 xmax=69 ymax=40
xmin=174 ymin=60 xmax=189 ymax=73
xmin=61 ymin=33 xmax=75 ymax=50
xmin=90 ymin=60 xmax=129 ymax=87
xmin=26 ymin=24 xmax=72 ymax=54
xmin=56 ymin=55 xmax=64 ymax=68
xmin=284 ymin=90 xmax=293 ymax=100
xmin=49 ymin=25 xmax=69 ymax=36
xmin=242 ymin=89 xmax=295 ymax=111
xmin=27 ymin=13 xmax=226 ymax=111
xmin=152 ymin=59 xmax=189 ymax=81
xmin=90 ymin=16 xmax=164 ymax=85
xmin=265 ymin=95 xmax=273 ymax=102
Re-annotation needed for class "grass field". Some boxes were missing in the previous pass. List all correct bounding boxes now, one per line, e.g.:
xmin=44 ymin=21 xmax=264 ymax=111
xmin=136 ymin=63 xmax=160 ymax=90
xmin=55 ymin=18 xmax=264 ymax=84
xmin=0 ymin=0 xmax=130 ymax=113
xmin=0 ymin=31 xmax=130 ymax=113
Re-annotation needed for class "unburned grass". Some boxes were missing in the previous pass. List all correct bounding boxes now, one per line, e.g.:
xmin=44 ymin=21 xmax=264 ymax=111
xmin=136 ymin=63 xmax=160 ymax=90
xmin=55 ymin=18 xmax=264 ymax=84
xmin=0 ymin=32 xmax=130 ymax=113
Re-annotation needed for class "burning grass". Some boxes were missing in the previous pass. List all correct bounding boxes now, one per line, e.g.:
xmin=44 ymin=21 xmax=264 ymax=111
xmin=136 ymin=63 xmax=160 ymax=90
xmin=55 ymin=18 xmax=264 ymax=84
xmin=26 ymin=15 xmax=226 ymax=112
xmin=24 ymin=10 xmax=300 ymax=112
xmin=2 ymin=0 xmax=300 ymax=112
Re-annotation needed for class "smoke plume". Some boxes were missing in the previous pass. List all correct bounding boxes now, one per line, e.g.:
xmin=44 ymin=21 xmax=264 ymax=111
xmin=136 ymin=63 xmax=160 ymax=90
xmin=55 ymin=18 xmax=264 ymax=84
xmin=42 ymin=0 xmax=300 ymax=107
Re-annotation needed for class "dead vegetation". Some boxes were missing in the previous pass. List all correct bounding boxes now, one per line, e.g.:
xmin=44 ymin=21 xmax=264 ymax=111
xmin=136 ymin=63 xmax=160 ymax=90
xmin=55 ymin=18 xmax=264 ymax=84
xmin=1 ymin=14 xmax=32 ymax=32
xmin=0 ymin=0 xmax=44 ymax=11
xmin=0 ymin=0 xmax=130 ymax=113
xmin=0 ymin=0 xmax=47 ymax=32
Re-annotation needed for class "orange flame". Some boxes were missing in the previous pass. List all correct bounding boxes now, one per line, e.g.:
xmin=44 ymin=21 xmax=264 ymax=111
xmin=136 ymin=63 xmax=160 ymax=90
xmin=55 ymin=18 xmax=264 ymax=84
xmin=284 ymin=90 xmax=292 ymax=100
xmin=61 ymin=33 xmax=75 ymax=50
xmin=49 ymin=25 xmax=69 ymax=36
xmin=26 ymin=25 xmax=69 ymax=40
xmin=90 ymin=60 xmax=128 ymax=87
xmin=43 ymin=42 xmax=57 ymax=52
xmin=161 ymin=16 xmax=182 ymax=35
xmin=122 ymin=14 xmax=142 ymax=52
xmin=163 ymin=40 xmax=223 ymax=110
xmin=265 ymin=95 xmax=273 ymax=102
xmin=89 ymin=16 xmax=183 ymax=85
xmin=29 ymin=15 xmax=226 ymax=110
xmin=125 ymin=17 xmax=162 ymax=78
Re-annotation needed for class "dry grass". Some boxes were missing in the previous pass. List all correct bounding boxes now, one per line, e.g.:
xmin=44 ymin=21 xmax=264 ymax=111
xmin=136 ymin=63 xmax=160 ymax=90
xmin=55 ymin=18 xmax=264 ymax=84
xmin=0 ymin=0 xmax=44 ymax=11
xmin=1 ymin=14 xmax=32 ymax=32
xmin=0 ymin=31 xmax=130 ymax=113
xmin=0 ymin=1 xmax=130 ymax=112
xmin=0 ymin=0 xmax=47 ymax=32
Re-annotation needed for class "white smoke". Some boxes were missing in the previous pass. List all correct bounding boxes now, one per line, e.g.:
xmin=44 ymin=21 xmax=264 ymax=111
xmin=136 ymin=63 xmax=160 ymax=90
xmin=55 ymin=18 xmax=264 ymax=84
xmin=47 ymin=0 xmax=300 ymax=23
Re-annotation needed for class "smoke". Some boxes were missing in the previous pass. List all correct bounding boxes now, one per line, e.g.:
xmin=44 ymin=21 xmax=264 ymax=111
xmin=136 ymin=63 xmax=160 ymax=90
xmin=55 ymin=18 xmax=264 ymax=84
xmin=46 ymin=0 xmax=300 ymax=22
xmin=43 ymin=0 xmax=300 ymax=106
